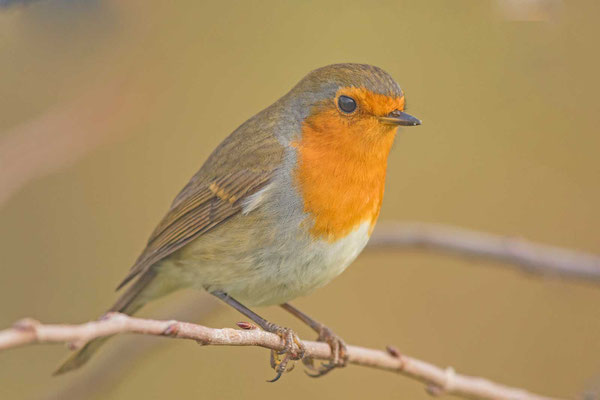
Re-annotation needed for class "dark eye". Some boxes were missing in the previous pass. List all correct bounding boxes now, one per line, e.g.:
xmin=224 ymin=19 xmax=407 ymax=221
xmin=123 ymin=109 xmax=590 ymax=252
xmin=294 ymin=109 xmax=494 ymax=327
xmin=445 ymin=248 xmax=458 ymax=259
xmin=338 ymin=95 xmax=357 ymax=113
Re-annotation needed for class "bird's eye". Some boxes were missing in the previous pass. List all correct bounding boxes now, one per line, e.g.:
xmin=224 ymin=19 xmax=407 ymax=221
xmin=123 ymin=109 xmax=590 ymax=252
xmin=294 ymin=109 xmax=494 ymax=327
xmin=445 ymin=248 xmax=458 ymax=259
xmin=338 ymin=95 xmax=357 ymax=113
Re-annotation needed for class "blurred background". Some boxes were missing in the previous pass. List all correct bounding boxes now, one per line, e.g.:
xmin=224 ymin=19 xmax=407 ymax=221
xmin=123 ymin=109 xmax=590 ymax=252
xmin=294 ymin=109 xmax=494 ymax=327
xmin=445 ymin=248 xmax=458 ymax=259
xmin=1 ymin=0 xmax=599 ymax=399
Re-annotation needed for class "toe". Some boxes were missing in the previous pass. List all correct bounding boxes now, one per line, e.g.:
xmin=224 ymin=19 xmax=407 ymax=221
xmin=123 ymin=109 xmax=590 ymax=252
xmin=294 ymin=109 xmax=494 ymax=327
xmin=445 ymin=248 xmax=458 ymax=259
xmin=320 ymin=328 xmax=347 ymax=367
xmin=265 ymin=325 xmax=305 ymax=381
xmin=301 ymin=326 xmax=348 ymax=376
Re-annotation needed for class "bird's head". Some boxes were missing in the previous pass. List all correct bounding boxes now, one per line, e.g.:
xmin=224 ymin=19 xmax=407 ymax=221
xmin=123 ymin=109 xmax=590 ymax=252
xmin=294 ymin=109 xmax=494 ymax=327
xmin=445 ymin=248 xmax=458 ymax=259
xmin=283 ymin=63 xmax=420 ymax=153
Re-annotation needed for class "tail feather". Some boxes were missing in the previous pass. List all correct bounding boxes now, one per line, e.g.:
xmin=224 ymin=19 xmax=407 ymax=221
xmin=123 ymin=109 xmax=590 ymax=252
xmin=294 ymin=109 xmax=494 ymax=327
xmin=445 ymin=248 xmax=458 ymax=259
xmin=54 ymin=270 xmax=158 ymax=375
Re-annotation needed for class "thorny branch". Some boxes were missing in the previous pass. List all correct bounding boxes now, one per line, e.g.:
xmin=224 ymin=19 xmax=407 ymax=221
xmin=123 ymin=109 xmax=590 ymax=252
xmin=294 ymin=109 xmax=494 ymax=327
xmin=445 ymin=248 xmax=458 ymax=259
xmin=0 ymin=313 xmax=559 ymax=400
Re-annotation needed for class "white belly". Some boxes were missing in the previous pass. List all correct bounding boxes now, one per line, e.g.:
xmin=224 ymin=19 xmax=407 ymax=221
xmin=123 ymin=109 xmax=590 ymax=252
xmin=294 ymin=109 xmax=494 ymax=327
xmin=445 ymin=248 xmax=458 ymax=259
xmin=233 ymin=221 xmax=372 ymax=306
xmin=160 ymin=220 xmax=372 ymax=307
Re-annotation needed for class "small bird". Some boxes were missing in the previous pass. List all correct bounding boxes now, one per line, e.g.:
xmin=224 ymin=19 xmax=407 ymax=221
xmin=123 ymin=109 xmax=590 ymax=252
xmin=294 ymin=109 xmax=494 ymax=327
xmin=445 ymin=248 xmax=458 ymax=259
xmin=55 ymin=63 xmax=421 ymax=380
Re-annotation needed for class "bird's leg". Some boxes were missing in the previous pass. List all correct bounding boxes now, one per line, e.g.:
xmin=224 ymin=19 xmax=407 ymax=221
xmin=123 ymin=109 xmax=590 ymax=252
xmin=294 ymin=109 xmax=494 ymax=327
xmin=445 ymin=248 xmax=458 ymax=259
xmin=211 ymin=290 xmax=305 ymax=382
xmin=280 ymin=303 xmax=348 ymax=377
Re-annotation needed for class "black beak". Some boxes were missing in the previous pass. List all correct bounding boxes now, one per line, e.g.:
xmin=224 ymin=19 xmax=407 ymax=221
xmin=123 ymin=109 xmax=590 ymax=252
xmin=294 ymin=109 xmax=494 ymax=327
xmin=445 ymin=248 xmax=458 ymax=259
xmin=379 ymin=111 xmax=422 ymax=126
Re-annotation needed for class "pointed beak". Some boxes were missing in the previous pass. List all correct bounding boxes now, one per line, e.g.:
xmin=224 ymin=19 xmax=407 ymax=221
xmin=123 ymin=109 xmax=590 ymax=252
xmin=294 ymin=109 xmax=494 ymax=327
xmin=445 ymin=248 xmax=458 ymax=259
xmin=379 ymin=111 xmax=422 ymax=127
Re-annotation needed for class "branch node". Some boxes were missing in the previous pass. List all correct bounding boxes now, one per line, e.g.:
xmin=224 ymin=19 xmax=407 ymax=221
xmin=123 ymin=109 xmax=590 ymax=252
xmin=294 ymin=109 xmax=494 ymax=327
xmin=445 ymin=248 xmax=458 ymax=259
xmin=100 ymin=312 xmax=120 ymax=321
xmin=67 ymin=341 xmax=83 ymax=351
xmin=12 ymin=318 xmax=40 ymax=332
xmin=426 ymin=366 xmax=456 ymax=396
xmin=163 ymin=321 xmax=180 ymax=337
xmin=386 ymin=344 xmax=407 ymax=371
xmin=236 ymin=321 xmax=258 ymax=330
xmin=385 ymin=344 xmax=401 ymax=358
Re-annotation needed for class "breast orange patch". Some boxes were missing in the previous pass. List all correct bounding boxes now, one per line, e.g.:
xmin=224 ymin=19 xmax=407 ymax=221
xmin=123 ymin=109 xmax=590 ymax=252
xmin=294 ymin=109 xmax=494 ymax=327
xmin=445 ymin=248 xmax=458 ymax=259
xmin=292 ymin=88 xmax=402 ymax=242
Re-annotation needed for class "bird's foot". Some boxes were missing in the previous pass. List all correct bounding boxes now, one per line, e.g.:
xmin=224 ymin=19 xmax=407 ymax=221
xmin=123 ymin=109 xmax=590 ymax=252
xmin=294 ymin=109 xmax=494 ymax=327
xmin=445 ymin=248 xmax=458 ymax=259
xmin=265 ymin=324 xmax=305 ymax=382
xmin=303 ymin=326 xmax=347 ymax=378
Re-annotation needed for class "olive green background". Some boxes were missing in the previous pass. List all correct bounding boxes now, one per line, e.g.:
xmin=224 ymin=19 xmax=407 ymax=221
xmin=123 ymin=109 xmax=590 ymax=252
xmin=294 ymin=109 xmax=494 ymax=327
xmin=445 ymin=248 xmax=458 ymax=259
xmin=1 ymin=1 xmax=599 ymax=399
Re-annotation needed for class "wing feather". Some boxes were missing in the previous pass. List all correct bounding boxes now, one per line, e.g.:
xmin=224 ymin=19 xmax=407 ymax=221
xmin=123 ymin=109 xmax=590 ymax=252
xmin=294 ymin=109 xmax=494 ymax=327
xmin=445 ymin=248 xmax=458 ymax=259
xmin=116 ymin=109 xmax=285 ymax=290
xmin=116 ymin=169 xmax=274 ymax=290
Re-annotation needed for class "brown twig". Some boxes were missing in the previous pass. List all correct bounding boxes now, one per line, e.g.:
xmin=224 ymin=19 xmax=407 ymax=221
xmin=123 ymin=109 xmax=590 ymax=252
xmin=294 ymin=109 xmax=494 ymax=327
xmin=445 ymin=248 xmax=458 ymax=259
xmin=0 ymin=313 xmax=560 ymax=400
xmin=38 ymin=294 xmax=219 ymax=400
xmin=368 ymin=222 xmax=600 ymax=282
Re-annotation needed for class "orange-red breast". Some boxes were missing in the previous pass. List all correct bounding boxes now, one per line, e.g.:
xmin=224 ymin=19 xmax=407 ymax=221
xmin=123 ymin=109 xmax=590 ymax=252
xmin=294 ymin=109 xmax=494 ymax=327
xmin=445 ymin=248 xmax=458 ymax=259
xmin=56 ymin=63 xmax=421 ymax=379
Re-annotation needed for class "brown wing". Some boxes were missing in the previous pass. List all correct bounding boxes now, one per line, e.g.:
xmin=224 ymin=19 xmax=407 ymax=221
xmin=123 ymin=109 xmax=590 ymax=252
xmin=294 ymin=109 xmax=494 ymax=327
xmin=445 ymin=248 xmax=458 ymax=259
xmin=116 ymin=168 xmax=274 ymax=289
xmin=115 ymin=109 xmax=287 ymax=289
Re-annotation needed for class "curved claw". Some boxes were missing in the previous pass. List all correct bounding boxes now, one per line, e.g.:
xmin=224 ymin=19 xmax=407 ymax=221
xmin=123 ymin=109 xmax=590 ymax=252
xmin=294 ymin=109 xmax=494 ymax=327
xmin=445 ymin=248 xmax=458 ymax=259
xmin=266 ymin=326 xmax=305 ymax=382
xmin=301 ymin=326 xmax=348 ymax=377
xmin=302 ymin=357 xmax=336 ymax=378
xmin=267 ymin=366 xmax=285 ymax=383
xmin=305 ymin=361 xmax=336 ymax=378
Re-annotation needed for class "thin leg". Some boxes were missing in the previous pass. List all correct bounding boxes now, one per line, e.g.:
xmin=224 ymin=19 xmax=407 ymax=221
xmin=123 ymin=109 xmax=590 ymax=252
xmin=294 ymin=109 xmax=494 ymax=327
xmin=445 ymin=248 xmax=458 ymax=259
xmin=281 ymin=303 xmax=348 ymax=377
xmin=212 ymin=290 xmax=272 ymax=330
xmin=211 ymin=290 xmax=305 ymax=382
xmin=281 ymin=303 xmax=326 ymax=332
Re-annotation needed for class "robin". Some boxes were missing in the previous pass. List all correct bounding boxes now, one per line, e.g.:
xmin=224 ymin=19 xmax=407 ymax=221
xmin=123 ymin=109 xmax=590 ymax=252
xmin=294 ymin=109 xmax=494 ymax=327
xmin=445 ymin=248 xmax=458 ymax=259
xmin=55 ymin=63 xmax=421 ymax=380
